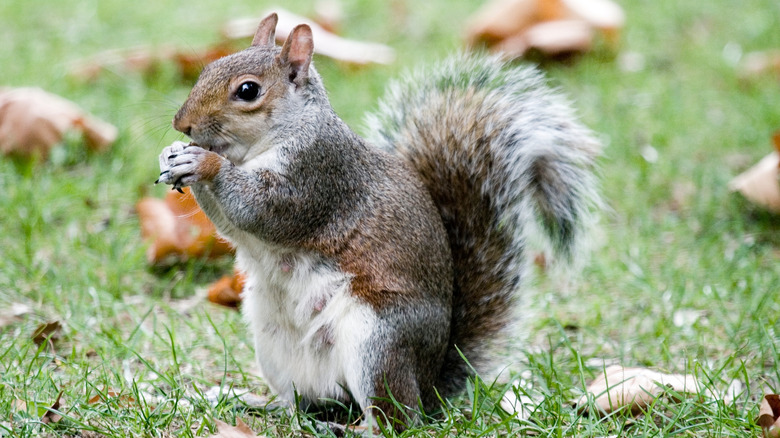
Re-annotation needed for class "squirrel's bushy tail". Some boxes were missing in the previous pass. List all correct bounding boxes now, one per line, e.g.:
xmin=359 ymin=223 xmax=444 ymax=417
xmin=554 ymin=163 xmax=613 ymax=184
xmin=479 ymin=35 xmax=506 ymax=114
xmin=364 ymin=53 xmax=600 ymax=396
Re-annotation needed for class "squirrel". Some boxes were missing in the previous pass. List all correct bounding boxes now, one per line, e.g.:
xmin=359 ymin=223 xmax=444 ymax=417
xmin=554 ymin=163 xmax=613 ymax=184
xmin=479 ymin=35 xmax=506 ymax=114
xmin=156 ymin=12 xmax=600 ymax=429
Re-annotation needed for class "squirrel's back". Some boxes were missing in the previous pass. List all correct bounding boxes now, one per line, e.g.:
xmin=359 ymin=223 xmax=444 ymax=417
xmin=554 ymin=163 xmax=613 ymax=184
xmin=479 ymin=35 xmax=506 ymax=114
xmin=365 ymin=53 xmax=601 ymax=395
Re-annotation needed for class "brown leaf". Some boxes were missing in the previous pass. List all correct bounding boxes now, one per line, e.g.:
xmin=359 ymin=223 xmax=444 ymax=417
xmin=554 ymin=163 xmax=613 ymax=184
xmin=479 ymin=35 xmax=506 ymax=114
xmin=758 ymin=394 xmax=780 ymax=428
xmin=739 ymin=50 xmax=780 ymax=79
xmin=41 ymin=390 xmax=64 ymax=425
xmin=32 ymin=321 xmax=62 ymax=345
xmin=773 ymin=131 xmax=780 ymax=157
xmin=69 ymin=44 xmax=241 ymax=83
xmin=173 ymin=43 xmax=237 ymax=82
xmin=313 ymin=0 xmax=344 ymax=34
xmin=575 ymin=366 xmax=703 ymax=415
xmin=222 ymin=8 xmax=395 ymax=65
xmin=136 ymin=187 xmax=234 ymax=265
xmin=515 ymin=19 xmax=594 ymax=57
xmin=0 ymin=87 xmax=117 ymax=159
xmin=210 ymin=418 xmax=261 ymax=438
xmin=465 ymin=0 xmax=623 ymax=58
xmin=207 ymin=269 xmax=246 ymax=309
xmin=87 ymin=389 xmax=136 ymax=406
xmin=728 ymin=151 xmax=780 ymax=213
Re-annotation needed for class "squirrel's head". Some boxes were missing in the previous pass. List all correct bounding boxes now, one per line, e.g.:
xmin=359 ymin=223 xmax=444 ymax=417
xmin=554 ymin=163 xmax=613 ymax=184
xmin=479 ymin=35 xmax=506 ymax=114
xmin=172 ymin=13 xmax=315 ymax=165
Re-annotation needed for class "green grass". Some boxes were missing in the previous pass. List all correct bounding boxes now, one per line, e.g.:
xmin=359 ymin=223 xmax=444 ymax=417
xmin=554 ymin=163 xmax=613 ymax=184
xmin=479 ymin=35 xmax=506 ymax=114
xmin=1 ymin=0 xmax=779 ymax=436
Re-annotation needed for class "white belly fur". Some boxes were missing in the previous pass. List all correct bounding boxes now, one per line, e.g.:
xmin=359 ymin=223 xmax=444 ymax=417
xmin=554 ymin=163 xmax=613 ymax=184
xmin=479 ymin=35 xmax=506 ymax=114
xmin=236 ymin=240 xmax=375 ymax=405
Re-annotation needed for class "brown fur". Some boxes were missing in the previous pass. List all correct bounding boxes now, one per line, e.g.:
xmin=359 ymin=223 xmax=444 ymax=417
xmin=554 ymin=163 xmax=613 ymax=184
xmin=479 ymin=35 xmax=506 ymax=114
xmin=196 ymin=152 xmax=224 ymax=181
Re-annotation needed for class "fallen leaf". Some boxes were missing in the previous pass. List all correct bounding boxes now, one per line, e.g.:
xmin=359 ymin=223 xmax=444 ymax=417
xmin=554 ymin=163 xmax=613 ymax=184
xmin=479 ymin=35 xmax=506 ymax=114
xmin=41 ymin=390 xmax=64 ymax=425
xmin=313 ymin=0 xmax=344 ymax=33
xmin=774 ymin=131 xmax=780 ymax=158
xmin=87 ymin=389 xmax=136 ymax=406
xmin=739 ymin=50 xmax=780 ymax=79
xmin=222 ymin=8 xmax=395 ymax=65
xmin=32 ymin=321 xmax=62 ymax=346
xmin=0 ymin=87 xmax=117 ymax=159
xmin=207 ymin=269 xmax=246 ymax=309
xmin=728 ymin=149 xmax=780 ymax=213
xmin=560 ymin=0 xmax=625 ymax=43
xmin=758 ymin=394 xmax=780 ymax=427
xmin=575 ymin=365 xmax=705 ymax=415
xmin=465 ymin=0 xmax=624 ymax=58
xmin=172 ymin=43 xmax=237 ymax=81
xmin=69 ymin=44 xmax=239 ymax=82
xmin=210 ymin=418 xmax=260 ymax=438
xmin=136 ymin=187 xmax=234 ymax=264
xmin=500 ymin=378 xmax=540 ymax=420
xmin=492 ymin=19 xmax=593 ymax=58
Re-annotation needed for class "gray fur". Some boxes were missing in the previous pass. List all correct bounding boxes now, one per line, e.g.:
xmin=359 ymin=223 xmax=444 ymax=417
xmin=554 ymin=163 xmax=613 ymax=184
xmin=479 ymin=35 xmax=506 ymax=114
xmin=364 ymin=53 xmax=600 ymax=396
xmin=161 ymin=30 xmax=599 ymax=427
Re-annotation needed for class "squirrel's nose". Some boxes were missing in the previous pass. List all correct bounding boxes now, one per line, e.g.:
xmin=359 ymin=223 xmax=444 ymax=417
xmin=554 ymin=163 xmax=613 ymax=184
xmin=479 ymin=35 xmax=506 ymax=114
xmin=172 ymin=117 xmax=192 ymax=137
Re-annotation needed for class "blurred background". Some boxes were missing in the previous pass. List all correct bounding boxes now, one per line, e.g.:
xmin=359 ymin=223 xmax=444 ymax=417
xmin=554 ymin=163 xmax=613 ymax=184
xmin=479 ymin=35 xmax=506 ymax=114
xmin=1 ymin=0 xmax=780 ymax=435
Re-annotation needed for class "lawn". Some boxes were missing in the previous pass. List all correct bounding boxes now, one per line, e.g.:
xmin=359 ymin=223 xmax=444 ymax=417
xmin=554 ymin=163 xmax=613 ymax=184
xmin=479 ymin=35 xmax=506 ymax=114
xmin=1 ymin=0 xmax=779 ymax=436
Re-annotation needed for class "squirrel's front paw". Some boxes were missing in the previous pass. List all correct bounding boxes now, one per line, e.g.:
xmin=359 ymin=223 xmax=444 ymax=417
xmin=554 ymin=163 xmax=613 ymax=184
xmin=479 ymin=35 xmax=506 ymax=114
xmin=156 ymin=142 xmax=223 ymax=192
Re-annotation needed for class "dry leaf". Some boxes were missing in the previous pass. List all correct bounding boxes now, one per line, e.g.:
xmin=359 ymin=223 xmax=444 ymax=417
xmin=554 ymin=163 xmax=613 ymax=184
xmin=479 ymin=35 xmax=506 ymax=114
xmin=32 ymin=321 xmax=62 ymax=345
xmin=71 ymin=7 xmax=394 ymax=82
xmin=173 ymin=44 xmax=237 ymax=81
xmin=500 ymin=378 xmax=539 ymax=420
xmin=87 ymin=389 xmax=136 ymax=406
xmin=41 ymin=390 xmax=64 ymax=425
xmin=207 ymin=269 xmax=246 ymax=309
xmin=758 ymin=394 xmax=780 ymax=438
xmin=222 ymin=8 xmax=395 ymax=65
xmin=313 ymin=0 xmax=344 ymax=33
xmin=492 ymin=19 xmax=593 ymax=58
xmin=728 ymin=148 xmax=780 ymax=213
xmin=739 ymin=50 xmax=780 ymax=79
xmin=69 ymin=44 xmax=238 ymax=82
xmin=575 ymin=365 xmax=704 ymax=415
xmin=774 ymin=132 xmax=780 ymax=159
xmin=465 ymin=0 xmax=624 ymax=58
xmin=0 ymin=87 xmax=117 ymax=159
xmin=210 ymin=418 xmax=260 ymax=438
xmin=560 ymin=0 xmax=625 ymax=43
xmin=136 ymin=187 xmax=234 ymax=264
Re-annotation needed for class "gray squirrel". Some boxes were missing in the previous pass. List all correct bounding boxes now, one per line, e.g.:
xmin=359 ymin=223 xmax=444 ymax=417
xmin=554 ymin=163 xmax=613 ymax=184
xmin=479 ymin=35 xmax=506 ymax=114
xmin=156 ymin=12 xmax=600 ymax=429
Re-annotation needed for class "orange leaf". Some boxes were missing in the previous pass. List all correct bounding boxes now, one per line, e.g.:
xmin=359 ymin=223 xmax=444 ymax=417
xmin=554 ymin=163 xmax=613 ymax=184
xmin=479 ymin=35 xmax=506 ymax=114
xmin=465 ymin=0 xmax=623 ymax=57
xmin=0 ymin=87 xmax=116 ymax=159
xmin=137 ymin=187 xmax=234 ymax=264
xmin=173 ymin=43 xmax=237 ymax=81
xmin=207 ymin=269 xmax=246 ymax=309
xmin=88 ymin=389 xmax=136 ymax=406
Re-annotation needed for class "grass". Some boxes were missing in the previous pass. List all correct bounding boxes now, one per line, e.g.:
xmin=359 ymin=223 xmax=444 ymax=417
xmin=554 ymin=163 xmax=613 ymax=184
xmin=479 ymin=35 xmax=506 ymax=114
xmin=1 ymin=0 xmax=779 ymax=436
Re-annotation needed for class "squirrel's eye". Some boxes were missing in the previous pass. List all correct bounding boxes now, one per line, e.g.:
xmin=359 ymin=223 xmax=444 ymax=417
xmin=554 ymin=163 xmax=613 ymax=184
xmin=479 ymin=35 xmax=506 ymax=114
xmin=235 ymin=82 xmax=261 ymax=101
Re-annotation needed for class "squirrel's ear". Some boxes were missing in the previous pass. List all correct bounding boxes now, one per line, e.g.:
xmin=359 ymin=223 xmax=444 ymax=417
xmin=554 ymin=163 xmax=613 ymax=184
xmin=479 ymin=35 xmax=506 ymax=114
xmin=251 ymin=13 xmax=278 ymax=47
xmin=279 ymin=24 xmax=313 ymax=88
